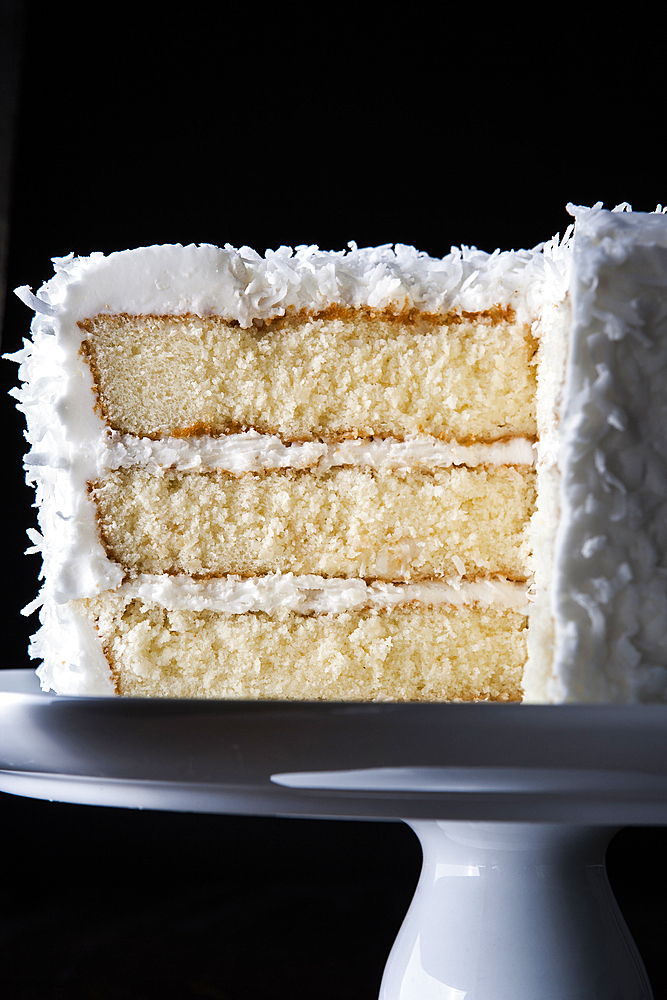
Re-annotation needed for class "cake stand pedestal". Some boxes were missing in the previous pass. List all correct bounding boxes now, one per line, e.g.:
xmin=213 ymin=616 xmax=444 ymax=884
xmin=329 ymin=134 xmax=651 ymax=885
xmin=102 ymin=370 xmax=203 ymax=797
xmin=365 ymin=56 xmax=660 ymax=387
xmin=386 ymin=821 xmax=648 ymax=999
xmin=2 ymin=669 xmax=666 ymax=999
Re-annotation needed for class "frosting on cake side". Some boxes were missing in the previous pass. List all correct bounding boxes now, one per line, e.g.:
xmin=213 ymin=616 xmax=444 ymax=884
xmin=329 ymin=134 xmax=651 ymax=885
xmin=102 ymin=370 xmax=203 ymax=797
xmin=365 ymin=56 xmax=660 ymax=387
xmin=536 ymin=204 xmax=667 ymax=702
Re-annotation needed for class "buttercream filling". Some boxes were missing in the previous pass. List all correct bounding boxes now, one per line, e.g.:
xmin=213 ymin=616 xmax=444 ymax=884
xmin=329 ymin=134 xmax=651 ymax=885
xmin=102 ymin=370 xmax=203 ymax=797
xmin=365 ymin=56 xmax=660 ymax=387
xmin=97 ymin=573 xmax=531 ymax=615
xmin=107 ymin=431 xmax=536 ymax=474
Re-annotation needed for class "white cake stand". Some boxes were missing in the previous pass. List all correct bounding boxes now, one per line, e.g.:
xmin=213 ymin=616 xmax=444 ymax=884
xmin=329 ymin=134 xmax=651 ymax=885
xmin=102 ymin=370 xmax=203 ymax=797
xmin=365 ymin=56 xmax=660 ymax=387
xmin=1 ymin=668 xmax=665 ymax=999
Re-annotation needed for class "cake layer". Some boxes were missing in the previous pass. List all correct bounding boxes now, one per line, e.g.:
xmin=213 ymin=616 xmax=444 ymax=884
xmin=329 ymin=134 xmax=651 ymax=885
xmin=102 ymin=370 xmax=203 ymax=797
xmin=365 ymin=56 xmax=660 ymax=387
xmin=80 ymin=308 xmax=538 ymax=442
xmin=82 ymin=594 xmax=527 ymax=701
xmin=91 ymin=466 xmax=536 ymax=581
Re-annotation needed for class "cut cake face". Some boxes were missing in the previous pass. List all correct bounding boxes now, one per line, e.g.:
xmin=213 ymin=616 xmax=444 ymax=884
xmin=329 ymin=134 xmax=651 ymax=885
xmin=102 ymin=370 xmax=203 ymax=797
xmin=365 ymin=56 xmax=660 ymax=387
xmin=8 ymin=204 xmax=667 ymax=702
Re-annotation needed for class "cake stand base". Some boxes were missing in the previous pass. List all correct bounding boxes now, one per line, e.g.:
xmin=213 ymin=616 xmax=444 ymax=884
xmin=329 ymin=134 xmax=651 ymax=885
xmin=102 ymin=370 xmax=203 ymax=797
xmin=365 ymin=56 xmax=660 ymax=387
xmin=381 ymin=821 xmax=651 ymax=1000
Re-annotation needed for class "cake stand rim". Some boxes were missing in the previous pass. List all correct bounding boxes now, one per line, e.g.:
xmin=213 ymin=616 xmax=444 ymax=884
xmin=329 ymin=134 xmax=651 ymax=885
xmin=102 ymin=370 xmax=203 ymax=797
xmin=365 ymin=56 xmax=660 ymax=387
xmin=2 ymin=667 xmax=667 ymax=823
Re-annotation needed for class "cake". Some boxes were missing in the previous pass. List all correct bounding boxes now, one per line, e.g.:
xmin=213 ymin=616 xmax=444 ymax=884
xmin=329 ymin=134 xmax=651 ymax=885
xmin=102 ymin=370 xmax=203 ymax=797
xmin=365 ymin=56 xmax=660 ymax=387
xmin=8 ymin=202 xmax=667 ymax=703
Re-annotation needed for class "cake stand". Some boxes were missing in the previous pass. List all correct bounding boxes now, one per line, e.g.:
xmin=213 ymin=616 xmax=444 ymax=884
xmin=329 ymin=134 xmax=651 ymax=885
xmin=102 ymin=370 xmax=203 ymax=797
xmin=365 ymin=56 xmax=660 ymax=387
xmin=1 ymin=668 xmax=666 ymax=999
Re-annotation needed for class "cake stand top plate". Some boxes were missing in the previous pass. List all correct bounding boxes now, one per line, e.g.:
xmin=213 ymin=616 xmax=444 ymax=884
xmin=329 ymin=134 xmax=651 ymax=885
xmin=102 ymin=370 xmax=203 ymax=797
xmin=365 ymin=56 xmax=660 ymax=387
xmin=1 ymin=668 xmax=667 ymax=823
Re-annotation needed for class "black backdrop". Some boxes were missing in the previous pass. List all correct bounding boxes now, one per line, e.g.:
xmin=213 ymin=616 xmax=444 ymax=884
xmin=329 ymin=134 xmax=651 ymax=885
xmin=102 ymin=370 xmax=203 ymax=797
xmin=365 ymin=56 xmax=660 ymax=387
xmin=2 ymin=3 xmax=667 ymax=998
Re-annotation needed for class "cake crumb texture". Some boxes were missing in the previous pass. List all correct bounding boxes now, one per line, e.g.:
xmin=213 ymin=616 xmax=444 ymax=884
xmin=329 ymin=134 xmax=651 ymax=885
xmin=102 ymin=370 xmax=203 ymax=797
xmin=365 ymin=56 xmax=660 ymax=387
xmin=82 ymin=596 xmax=526 ymax=701
xmin=80 ymin=311 xmax=538 ymax=441
xmin=91 ymin=466 xmax=536 ymax=581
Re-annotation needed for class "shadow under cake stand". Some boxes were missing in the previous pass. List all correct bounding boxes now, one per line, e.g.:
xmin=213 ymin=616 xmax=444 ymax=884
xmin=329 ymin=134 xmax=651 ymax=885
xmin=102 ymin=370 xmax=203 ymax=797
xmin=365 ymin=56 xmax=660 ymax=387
xmin=1 ymin=668 xmax=666 ymax=999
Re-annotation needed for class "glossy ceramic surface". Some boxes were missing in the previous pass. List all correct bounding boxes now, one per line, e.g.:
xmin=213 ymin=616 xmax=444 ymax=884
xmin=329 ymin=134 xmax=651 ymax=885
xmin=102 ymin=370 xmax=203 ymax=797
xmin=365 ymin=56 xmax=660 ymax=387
xmin=381 ymin=822 xmax=652 ymax=999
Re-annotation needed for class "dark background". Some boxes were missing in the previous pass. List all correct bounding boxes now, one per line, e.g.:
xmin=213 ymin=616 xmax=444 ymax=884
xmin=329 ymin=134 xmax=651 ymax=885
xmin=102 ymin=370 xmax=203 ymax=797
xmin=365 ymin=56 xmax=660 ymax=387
xmin=2 ymin=2 xmax=667 ymax=998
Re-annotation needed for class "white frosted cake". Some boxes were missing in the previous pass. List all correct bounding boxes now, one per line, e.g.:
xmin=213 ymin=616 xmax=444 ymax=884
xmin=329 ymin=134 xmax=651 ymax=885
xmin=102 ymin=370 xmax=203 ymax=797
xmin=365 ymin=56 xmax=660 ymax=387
xmin=8 ymin=203 xmax=667 ymax=702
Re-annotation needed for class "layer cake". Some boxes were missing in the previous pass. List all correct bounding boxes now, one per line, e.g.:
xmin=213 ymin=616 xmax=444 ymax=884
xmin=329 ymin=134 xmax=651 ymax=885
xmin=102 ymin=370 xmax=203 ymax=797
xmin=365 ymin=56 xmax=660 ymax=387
xmin=9 ymin=203 xmax=667 ymax=702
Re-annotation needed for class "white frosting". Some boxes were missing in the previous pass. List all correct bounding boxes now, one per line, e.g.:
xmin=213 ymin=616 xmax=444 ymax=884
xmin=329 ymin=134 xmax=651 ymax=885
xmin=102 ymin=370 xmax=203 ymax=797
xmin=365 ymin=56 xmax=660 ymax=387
xmin=539 ymin=204 xmax=667 ymax=703
xmin=33 ymin=600 xmax=116 ymax=697
xmin=105 ymin=572 xmax=531 ymax=614
xmin=14 ymin=238 xmax=570 ymax=329
xmin=109 ymin=431 xmax=536 ymax=475
xmin=523 ymin=296 xmax=573 ymax=698
xmin=8 ymin=324 xmax=125 ymax=607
